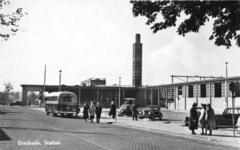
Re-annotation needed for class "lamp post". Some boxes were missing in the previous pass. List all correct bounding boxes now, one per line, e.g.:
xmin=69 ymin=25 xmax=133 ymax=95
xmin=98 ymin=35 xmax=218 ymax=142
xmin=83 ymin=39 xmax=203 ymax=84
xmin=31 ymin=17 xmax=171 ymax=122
xmin=119 ymin=77 xmax=121 ymax=108
xmin=226 ymin=62 xmax=228 ymax=107
xmin=59 ymin=70 xmax=62 ymax=92
xmin=43 ymin=65 xmax=46 ymax=108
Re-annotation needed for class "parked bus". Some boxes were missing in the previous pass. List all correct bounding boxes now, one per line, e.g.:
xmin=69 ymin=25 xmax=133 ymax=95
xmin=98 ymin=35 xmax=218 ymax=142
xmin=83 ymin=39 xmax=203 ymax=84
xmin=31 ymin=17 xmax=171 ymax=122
xmin=45 ymin=92 xmax=78 ymax=117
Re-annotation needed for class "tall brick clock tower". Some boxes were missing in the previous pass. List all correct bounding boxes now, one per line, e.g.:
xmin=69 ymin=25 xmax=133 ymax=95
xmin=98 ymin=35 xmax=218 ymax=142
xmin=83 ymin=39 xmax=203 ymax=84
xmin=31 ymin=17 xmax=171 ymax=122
xmin=132 ymin=34 xmax=142 ymax=87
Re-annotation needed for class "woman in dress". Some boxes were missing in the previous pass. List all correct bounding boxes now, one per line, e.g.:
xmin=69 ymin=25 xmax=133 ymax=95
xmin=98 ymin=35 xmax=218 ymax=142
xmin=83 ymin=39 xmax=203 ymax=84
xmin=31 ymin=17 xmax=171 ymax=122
xmin=88 ymin=104 xmax=95 ymax=123
xmin=199 ymin=104 xmax=206 ymax=135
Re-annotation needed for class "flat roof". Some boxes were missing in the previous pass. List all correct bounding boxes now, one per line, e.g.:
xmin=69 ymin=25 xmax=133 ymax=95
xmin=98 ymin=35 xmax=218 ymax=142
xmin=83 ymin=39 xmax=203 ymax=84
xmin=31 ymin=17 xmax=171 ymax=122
xmin=140 ymin=76 xmax=240 ymax=89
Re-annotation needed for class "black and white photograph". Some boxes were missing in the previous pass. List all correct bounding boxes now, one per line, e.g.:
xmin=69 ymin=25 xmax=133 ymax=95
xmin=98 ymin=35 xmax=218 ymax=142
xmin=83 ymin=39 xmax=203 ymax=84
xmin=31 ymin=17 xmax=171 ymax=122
xmin=0 ymin=0 xmax=240 ymax=149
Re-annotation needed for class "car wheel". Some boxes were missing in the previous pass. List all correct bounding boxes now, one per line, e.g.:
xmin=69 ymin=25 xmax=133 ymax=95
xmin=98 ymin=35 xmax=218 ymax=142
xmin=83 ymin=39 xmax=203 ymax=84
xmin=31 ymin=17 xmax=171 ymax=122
xmin=159 ymin=116 xmax=162 ymax=120
xmin=127 ymin=112 xmax=131 ymax=116
xmin=185 ymin=123 xmax=188 ymax=126
xmin=152 ymin=115 xmax=155 ymax=121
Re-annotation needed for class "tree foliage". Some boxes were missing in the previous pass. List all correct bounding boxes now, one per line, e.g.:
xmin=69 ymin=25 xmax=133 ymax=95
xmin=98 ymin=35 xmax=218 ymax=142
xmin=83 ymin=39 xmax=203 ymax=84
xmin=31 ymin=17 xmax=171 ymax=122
xmin=0 ymin=0 xmax=27 ymax=40
xmin=4 ymin=81 xmax=13 ymax=94
xmin=3 ymin=82 xmax=13 ymax=104
xmin=130 ymin=0 xmax=240 ymax=49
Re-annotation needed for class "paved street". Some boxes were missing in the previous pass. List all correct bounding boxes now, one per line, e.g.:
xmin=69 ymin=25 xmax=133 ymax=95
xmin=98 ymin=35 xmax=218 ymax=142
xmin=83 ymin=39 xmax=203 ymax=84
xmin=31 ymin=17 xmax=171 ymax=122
xmin=0 ymin=106 xmax=239 ymax=150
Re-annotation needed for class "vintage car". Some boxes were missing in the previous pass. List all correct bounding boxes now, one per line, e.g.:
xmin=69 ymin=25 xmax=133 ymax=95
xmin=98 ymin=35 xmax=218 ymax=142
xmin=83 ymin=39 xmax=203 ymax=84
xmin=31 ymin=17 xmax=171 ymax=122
xmin=118 ymin=98 xmax=135 ymax=116
xmin=184 ymin=107 xmax=202 ymax=126
xmin=10 ymin=100 xmax=22 ymax=106
xmin=215 ymin=107 xmax=240 ymax=128
xmin=138 ymin=105 xmax=163 ymax=120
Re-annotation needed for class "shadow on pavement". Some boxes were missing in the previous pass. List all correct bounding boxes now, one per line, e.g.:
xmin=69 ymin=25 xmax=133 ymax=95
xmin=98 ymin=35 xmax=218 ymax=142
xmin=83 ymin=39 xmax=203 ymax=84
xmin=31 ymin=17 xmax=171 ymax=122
xmin=0 ymin=126 xmax=115 ymax=136
xmin=0 ymin=128 xmax=12 ymax=141
xmin=0 ymin=111 xmax=21 ymax=115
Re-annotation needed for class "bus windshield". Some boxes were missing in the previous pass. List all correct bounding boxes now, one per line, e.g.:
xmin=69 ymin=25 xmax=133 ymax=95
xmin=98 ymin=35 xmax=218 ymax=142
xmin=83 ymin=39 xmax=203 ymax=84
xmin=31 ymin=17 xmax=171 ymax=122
xmin=47 ymin=96 xmax=58 ymax=101
xmin=60 ymin=96 xmax=76 ymax=102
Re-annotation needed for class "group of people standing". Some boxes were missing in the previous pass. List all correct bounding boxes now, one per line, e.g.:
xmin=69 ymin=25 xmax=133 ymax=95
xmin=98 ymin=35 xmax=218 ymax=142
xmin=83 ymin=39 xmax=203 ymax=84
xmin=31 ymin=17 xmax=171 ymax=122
xmin=82 ymin=101 xmax=102 ymax=123
xmin=189 ymin=103 xmax=216 ymax=135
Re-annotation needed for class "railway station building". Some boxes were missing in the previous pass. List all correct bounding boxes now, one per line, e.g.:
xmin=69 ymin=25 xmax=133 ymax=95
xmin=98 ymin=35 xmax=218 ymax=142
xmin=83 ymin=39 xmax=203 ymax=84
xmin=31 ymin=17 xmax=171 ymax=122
xmin=20 ymin=34 xmax=240 ymax=113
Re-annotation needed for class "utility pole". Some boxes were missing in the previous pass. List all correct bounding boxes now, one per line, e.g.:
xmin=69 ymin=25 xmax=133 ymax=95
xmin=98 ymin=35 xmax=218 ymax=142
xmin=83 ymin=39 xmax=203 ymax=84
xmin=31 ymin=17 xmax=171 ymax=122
xmin=59 ymin=70 xmax=62 ymax=92
xmin=43 ymin=65 xmax=46 ymax=108
xmin=226 ymin=62 xmax=228 ymax=107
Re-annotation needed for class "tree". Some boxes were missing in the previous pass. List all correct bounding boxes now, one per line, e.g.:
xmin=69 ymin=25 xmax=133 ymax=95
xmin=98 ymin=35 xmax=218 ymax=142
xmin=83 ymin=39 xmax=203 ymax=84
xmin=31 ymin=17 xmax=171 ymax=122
xmin=0 ymin=0 xmax=27 ymax=40
xmin=130 ymin=0 xmax=240 ymax=49
xmin=3 ymin=82 xmax=13 ymax=105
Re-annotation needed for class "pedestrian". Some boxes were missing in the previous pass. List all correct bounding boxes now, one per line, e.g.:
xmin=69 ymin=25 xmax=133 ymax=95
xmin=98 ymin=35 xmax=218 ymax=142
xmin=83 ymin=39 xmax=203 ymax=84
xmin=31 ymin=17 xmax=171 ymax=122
xmin=205 ymin=104 xmax=216 ymax=135
xmin=189 ymin=103 xmax=198 ymax=135
xmin=88 ymin=104 xmax=95 ymax=123
xmin=83 ymin=103 xmax=89 ymax=122
xmin=38 ymin=100 xmax=41 ymax=108
xmin=95 ymin=102 xmax=102 ymax=123
xmin=109 ymin=101 xmax=116 ymax=119
xmin=131 ymin=103 xmax=138 ymax=121
xmin=236 ymin=116 xmax=240 ymax=134
xmin=199 ymin=103 xmax=207 ymax=135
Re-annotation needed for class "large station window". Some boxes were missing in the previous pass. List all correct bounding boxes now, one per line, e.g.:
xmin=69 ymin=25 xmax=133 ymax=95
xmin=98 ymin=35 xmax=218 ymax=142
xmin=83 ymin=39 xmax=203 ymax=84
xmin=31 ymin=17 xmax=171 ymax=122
xmin=214 ymin=82 xmax=222 ymax=97
xmin=178 ymin=86 xmax=182 ymax=95
xmin=200 ymin=84 xmax=206 ymax=97
xmin=188 ymin=85 xmax=193 ymax=98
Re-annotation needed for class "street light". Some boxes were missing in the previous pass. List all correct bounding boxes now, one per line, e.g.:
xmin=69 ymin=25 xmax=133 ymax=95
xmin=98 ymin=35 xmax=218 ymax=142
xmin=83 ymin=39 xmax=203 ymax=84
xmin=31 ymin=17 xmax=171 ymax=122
xmin=119 ymin=77 xmax=121 ymax=109
xmin=59 ymin=70 xmax=62 ymax=92
xmin=225 ymin=62 xmax=228 ymax=107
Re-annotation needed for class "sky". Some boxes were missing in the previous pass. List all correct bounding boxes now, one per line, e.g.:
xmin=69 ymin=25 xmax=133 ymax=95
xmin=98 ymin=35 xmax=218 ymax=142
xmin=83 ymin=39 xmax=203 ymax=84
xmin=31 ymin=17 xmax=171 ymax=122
xmin=1 ymin=0 xmax=240 ymax=92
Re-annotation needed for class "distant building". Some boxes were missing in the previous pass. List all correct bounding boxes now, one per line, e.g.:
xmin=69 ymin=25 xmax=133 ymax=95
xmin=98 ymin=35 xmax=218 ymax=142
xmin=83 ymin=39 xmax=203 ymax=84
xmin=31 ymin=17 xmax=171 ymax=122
xmin=132 ymin=34 xmax=142 ymax=87
xmin=81 ymin=78 xmax=106 ymax=86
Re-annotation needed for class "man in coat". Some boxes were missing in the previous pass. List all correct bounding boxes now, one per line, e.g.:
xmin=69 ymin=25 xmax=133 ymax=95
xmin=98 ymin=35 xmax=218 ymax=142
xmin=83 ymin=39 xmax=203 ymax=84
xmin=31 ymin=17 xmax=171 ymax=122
xmin=189 ymin=103 xmax=198 ymax=135
xmin=205 ymin=104 xmax=216 ymax=135
xmin=109 ymin=101 xmax=116 ymax=119
xmin=131 ymin=103 xmax=138 ymax=121
xmin=95 ymin=102 xmax=102 ymax=123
